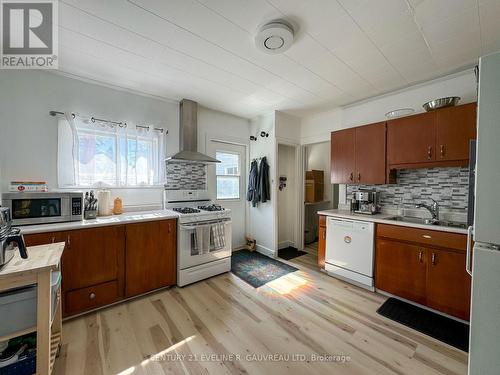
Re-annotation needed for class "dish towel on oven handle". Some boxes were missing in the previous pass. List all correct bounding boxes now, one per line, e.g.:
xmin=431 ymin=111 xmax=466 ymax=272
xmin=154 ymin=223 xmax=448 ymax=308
xmin=211 ymin=222 xmax=226 ymax=250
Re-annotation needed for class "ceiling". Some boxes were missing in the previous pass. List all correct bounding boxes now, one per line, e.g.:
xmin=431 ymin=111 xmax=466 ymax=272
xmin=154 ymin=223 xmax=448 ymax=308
xmin=57 ymin=0 xmax=500 ymax=118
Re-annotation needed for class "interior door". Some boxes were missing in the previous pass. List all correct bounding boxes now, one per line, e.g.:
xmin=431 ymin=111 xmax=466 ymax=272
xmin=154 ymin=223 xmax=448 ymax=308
xmin=426 ymin=248 xmax=471 ymax=320
xmin=207 ymin=140 xmax=246 ymax=249
xmin=375 ymin=239 xmax=427 ymax=304
xmin=331 ymin=128 xmax=355 ymax=183
xmin=355 ymin=122 xmax=386 ymax=184
xmin=387 ymin=112 xmax=437 ymax=165
xmin=436 ymin=103 xmax=477 ymax=161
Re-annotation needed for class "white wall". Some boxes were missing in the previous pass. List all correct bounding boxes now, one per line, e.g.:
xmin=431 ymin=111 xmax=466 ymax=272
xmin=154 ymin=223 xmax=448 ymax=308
xmin=301 ymin=108 xmax=342 ymax=145
xmin=299 ymin=69 xmax=477 ymax=207
xmin=248 ymin=113 xmax=276 ymax=256
xmin=275 ymin=111 xmax=301 ymax=144
xmin=198 ymin=106 xmax=251 ymax=249
xmin=300 ymin=70 xmax=477 ymax=144
xmin=305 ymin=141 xmax=334 ymax=206
xmin=0 ymin=70 xmax=179 ymax=209
xmin=278 ymin=144 xmax=296 ymax=248
xmin=0 ymin=71 xmax=253 ymax=211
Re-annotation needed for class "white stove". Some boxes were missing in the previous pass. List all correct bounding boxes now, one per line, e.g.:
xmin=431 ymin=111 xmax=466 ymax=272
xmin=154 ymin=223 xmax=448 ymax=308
xmin=164 ymin=190 xmax=232 ymax=286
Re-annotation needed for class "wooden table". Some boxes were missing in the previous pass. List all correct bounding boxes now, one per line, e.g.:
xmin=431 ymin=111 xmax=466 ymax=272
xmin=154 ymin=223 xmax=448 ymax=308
xmin=0 ymin=242 xmax=65 ymax=375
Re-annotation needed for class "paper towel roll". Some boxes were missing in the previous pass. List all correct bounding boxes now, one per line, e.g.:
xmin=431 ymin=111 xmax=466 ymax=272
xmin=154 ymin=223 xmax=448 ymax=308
xmin=97 ymin=190 xmax=111 ymax=216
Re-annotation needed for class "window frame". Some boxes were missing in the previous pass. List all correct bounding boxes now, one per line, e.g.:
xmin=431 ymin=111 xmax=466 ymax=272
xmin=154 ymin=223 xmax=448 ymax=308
xmin=215 ymin=150 xmax=241 ymax=200
xmin=63 ymin=121 xmax=164 ymax=189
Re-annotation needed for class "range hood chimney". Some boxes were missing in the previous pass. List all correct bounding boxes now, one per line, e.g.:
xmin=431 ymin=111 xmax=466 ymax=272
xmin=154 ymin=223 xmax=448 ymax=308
xmin=166 ymin=99 xmax=220 ymax=163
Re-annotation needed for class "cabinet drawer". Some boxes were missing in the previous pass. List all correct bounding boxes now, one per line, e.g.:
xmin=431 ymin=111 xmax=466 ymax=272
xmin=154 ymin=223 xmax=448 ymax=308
xmin=319 ymin=215 xmax=326 ymax=227
xmin=376 ymin=224 xmax=466 ymax=251
xmin=65 ymin=280 xmax=119 ymax=316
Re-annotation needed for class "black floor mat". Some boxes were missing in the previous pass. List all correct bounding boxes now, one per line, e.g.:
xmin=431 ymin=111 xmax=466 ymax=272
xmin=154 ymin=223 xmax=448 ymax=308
xmin=377 ymin=298 xmax=469 ymax=352
xmin=278 ymin=246 xmax=307 ymax=260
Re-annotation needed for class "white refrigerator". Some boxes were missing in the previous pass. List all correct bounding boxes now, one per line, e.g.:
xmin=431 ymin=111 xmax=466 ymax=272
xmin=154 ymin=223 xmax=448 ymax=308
xmin=468 ymin=50 xmax=500 ymax=375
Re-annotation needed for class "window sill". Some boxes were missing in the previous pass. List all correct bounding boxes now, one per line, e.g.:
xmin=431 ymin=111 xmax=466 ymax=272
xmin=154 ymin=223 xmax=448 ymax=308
xmin=58 ymin=185 xmax=165 ymax=190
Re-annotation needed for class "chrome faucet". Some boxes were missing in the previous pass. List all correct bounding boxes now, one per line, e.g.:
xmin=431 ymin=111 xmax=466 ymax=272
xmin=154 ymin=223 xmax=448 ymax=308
xmin=415 ymin=198 xmax=440 ymax=223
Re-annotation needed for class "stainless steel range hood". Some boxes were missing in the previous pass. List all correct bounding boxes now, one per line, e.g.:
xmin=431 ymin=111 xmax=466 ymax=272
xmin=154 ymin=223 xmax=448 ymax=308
xmin=166 ymin=99 xmax=220 ymax=163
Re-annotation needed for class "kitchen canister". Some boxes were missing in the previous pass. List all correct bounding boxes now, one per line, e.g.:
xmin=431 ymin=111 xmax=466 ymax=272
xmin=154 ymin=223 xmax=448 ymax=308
xmin=97 ymin=190 xmax=112 ymax=216
xmin=113 ymin=197 xmax=123 ymax=215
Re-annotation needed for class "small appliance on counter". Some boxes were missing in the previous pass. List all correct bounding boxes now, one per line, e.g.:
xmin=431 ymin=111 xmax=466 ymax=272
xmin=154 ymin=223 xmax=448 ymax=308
xmin=0 ymin=207 xmax=28 ymax=268
xmin=351 ymin=190 xmax=380 ymax=215
xmin=97 ymin=189 xmax=111 ymax=216
xmin=1 ymin=191 xmax=84 ymax=226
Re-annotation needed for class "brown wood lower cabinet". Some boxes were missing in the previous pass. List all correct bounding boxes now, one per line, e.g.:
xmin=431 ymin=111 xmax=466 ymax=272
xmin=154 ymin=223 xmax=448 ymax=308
xmin=65 ymin=280 xmax=120 ymax=316
xmin=24 ymin=218 xmax=177 ymax=317
xmin=375 ymin=239 xmax=427 ymax=305
xmin=125 ymin=220 xmax=177 ymax=297
xmin=426 ymin=248 xmax=471 ymax=320
xmin=375 ymin=224 xmax=471 ymax=320
xmin=318 ymin=215 xmax=326 ymax=269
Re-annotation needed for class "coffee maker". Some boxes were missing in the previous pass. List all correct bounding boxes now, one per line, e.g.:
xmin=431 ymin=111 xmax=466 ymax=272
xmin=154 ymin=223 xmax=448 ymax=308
xmin=351 ymin=190 xmax=380 ymax=215
xmin=0 ymin=207 xmax=28 ymax=267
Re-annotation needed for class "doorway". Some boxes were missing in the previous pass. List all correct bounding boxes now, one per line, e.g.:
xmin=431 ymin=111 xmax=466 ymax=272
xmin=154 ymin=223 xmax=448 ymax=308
xmin=303 ymin=141 xmax=337 ymax=261
xmin=277 ymin=143 xmax=304 ymax=260
xmin=207 ymin=140 xmax=247 ymax=250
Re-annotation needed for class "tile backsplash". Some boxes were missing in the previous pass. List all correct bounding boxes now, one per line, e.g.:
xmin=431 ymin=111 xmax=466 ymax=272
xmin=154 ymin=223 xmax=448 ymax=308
xmin=165 ymin=162 xmax=207 ymax=190
xmin=347 ymin=167 xmax=469 ymax=212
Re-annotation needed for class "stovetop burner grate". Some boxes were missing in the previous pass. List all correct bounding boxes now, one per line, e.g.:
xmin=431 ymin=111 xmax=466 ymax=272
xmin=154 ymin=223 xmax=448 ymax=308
xmin=172 ymin=207 xmax=201 ymax=214
xmin=198 ymin=204 xmax=225 ymax=212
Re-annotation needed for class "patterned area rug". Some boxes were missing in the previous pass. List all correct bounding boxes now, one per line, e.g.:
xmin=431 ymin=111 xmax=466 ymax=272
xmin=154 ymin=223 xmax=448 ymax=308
xmin=231 ymin=250 xmax=299 ymax=288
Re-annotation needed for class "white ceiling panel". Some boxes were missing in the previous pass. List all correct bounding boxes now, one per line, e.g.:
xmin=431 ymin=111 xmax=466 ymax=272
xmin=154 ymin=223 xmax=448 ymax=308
xmin=51 ymin=0 xmax=500 ymax=118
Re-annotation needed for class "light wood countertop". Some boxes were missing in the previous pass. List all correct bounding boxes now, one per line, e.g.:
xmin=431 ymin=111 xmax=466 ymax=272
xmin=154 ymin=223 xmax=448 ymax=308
xmin=0 ymin=242 xmax=65 ymax=280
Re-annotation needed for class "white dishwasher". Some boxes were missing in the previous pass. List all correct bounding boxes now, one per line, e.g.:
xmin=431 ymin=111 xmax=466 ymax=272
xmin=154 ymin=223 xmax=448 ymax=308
xmin=325 ymin=217 xmax=375 ymax=290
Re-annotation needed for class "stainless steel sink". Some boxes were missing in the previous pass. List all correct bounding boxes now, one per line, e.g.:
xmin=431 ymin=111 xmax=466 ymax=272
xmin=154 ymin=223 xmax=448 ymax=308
xmin=385 ymin=216 xmax=467 ymax=229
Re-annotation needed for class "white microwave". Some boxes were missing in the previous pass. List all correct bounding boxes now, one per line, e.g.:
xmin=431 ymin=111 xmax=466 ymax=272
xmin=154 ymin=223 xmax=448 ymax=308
xmin=2 ymin=191 xmax=84 ymax=226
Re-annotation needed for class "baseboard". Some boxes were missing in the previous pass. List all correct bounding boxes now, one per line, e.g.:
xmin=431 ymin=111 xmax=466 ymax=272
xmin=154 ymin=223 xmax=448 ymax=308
xmin=278 ymin=240 xmax=295 ymax=250
xmin=256 ymin=244 xmax=275 ymax=258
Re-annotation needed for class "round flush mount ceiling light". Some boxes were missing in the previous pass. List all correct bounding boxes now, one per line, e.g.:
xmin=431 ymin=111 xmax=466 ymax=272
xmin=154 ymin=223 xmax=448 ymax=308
xmin=255 ymin=20 xmax=294 ymax=54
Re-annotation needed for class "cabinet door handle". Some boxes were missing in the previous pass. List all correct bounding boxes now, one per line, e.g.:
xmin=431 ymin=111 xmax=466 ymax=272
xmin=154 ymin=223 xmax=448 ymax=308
xmin=418 ymin=251 xmax=423 ymax=263
xmin=440 ymin=144 xmax=445 ymax=158
xmin=357 ymin=172 xmax=361 ymax=182
xmin=66 ymin=235 xmax=71 ymax=246
xmin=427 ymin=146 xmax=432 ymax=160
xmin=349 ymin=172 xmax=353 ymax=182
xmin=322 ymin=231 xmax=326 ymax=240
xmin=431 ymin=252 xmax=436 ymax=265
xmin=51 ymin=236 xmax=55 ymax=243
xmin=89 ymin=292 xmax=96 ymax=300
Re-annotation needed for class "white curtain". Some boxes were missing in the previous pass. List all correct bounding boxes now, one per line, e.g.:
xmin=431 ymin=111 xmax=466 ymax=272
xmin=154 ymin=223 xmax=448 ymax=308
xmin=57 ymin=114 xmax=166 ymax=188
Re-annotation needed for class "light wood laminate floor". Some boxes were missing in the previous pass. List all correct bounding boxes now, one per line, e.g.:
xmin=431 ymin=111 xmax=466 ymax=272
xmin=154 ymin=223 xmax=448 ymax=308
xmin=54 ymin=252 xmax=468 ymax=375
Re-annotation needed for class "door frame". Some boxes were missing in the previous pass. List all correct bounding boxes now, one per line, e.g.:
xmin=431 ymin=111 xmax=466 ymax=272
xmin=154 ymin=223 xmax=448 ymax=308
xmin=204 ymin=132 xmax=250 ymax=250
xmin=275 ymin=138 xmax=304 ymax=251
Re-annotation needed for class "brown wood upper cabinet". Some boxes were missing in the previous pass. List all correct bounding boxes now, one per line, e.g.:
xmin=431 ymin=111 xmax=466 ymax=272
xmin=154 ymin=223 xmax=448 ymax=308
xmin=387 ymin=111 xmax=436 ymax=165
xmin=331 ymin=122 xmax=386 ymax=184
xmin=125 ymin=219 xmax=177 ymax=297
xmin=331 ymin=128 xmax=355 ymax=184
xmin=387 ymin=103 xmax=476 ymax=167
xmin=436 ymin=102 xmax=477 ymax=161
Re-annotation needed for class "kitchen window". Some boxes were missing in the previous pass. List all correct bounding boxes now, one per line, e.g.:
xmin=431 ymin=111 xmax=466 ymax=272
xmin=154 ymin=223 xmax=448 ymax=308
xmin=216 ymin=151 xmax=240 ymax=199
xmin=57 ymin=114 xmax=165 ymax=187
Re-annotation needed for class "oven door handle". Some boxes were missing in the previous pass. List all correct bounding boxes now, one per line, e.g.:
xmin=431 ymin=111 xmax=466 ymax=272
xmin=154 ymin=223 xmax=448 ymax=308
xmin=180 ymin=218 xmax=231 ymax=231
